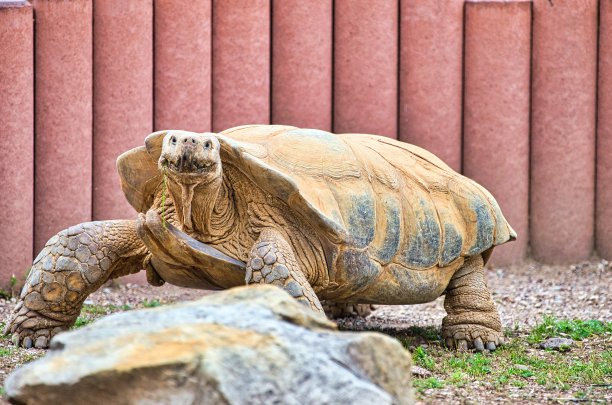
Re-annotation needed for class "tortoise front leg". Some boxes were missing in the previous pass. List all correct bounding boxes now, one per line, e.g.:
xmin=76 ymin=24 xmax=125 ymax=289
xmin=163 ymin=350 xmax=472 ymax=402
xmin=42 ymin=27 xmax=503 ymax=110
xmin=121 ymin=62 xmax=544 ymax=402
xmin=5 ymin=220 xmax=147 ymax=348
xmin=246 ymin=229 xmax=324 ymax=314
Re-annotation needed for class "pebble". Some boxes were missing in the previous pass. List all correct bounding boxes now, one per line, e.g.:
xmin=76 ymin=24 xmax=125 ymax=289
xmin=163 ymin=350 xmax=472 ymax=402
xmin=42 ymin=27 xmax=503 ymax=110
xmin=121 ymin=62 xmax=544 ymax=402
xmin=513 ymin=364 xmax=530 ymax=371
xmin=539 ymin=337 xmax=574 ymax=351
xmin=411 ymin=366 xmax=433 ymax=378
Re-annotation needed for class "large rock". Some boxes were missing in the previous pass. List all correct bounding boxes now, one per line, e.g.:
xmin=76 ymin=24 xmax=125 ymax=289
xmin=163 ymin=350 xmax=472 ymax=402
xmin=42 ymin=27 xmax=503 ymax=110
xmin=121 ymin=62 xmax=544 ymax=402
xmin=6 ymin=285 xmax=413 ymax=405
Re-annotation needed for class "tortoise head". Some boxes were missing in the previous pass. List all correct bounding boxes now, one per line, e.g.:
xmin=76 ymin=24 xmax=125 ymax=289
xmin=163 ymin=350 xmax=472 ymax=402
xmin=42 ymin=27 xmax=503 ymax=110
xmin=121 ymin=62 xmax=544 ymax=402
xmin=158 ymin=131 xmax=222 ymax=185
xmin=158 ymin=131 xmax=223 ymax=231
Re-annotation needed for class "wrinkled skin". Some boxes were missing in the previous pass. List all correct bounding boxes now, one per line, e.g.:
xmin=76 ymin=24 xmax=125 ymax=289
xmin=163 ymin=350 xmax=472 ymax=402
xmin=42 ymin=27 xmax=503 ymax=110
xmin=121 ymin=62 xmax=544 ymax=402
xmin=5 ymin=130 xmax=505 ymax=352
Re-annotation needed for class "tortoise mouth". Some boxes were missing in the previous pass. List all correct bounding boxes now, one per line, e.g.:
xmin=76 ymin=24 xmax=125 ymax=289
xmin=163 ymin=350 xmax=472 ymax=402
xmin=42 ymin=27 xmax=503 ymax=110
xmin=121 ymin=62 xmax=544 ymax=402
xmin=160 ymin=155 xmax=218 ymax=177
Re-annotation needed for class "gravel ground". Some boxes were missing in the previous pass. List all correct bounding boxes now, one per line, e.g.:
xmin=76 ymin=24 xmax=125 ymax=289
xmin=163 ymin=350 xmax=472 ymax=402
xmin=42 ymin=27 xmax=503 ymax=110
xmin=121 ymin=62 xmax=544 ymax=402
xmin=0 ymin=259 xmax=609 ymax=404
xmin=339 ymin=258 xmax=611 ymax=332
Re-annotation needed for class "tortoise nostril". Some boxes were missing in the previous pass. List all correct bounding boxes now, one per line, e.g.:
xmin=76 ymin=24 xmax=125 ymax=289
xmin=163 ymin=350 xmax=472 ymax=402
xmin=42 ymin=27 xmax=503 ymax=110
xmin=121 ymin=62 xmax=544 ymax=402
xmin=204 ymin=141 xmax=211 ymax=149
xmin=170 ymin=136 xmax=177 ymax=144
xmin=192 ymin=138 xmax=196 ymax=144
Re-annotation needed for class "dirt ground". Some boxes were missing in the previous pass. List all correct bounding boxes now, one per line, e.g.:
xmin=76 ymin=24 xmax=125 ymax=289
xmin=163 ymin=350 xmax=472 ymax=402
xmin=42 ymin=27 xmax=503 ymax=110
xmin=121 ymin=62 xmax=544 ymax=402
xmin=0 ymin=259 xmax=609 ymax=404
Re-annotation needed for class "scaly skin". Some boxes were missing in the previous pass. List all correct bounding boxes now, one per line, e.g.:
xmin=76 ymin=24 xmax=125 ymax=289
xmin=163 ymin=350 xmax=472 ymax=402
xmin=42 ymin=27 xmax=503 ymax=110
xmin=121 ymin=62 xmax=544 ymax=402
xmin=245 ymin=228 xmax=324 ymax=314
xmin=441 ymin=254 xmax=504 ymax=351
xmin=4 ymin=221 xmax=147 ymax=348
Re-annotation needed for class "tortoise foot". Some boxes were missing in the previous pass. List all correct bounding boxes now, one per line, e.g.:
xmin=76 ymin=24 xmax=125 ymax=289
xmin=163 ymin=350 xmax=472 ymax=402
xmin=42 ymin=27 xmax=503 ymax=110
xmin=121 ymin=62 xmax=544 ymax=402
xmin=441 ymin=324 xmax=504 ymax=352
xmin=5 ymin=305 xmax=69 ymax=349
xmin=322 ymin=302 xmax=375 ymax=319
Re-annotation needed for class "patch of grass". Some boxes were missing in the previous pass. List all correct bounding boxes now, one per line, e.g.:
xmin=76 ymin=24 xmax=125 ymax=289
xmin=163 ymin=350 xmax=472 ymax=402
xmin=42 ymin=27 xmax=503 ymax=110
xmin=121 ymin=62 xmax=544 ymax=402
xmin=447 ymin=353 xmax=492 ymax=376
xmin=413 ymin=346 xmax=435 ymax=370
xmin=395 ymin=316 xmax=611 ymax=400
xmin=72 ymin=316 xmax=93 ymax=329
xmin=82 ymin=304 xmax=110 ymax=315
xmin=527 ymin=316 xmax=612 ymax=343
xmin=0 ymin=347 xmax=11 ymax=357
xmin=142 ymin=298 xmax=162 ymax=308
xmin=413 ymin=377 xmax=445 ymax=393
xmin=82 ymin=303 xmax=133 ymax=316
xmin=0 ymin=289 xmax=11 ymax=300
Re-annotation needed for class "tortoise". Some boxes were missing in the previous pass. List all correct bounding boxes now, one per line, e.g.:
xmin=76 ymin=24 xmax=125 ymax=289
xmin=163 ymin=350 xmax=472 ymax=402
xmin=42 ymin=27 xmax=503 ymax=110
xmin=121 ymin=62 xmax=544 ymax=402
xmin=5 ymin=125 xmax=516 ymax=351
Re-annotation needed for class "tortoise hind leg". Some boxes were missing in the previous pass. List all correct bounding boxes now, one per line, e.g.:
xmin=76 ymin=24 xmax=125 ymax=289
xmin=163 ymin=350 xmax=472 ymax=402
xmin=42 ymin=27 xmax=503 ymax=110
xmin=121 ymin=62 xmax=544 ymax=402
xmin=5 ymin=220 xmax=147 ymax=348
xmin=246 ymin=228 xmax=324 ymax=314
xmin=321 ymin=301 xmax=375 ymax=319
xmin=441 ymin=254 xmax=504 ymax=352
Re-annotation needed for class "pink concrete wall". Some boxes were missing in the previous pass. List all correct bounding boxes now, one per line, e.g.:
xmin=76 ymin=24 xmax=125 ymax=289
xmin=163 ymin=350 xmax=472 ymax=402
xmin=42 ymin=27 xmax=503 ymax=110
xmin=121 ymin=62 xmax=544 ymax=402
xmin=93 ymin=0 xmax=153 ymax=220
xmin=272 ymin=0 xmax=332 ymax=131
xmin=334 ymin=0 xmax=398 ymax=138
xmin=530 ymin=0 xmax=598 ymax=263
xmin=597 ymin=0 xmax=612 ymax=260
xmin=4 ymin=0 xmax=612 ymax=285
xmin=212 ymin=0 xmax=269 ymax=132
xmin=154 ymin=0 xmax=212 ymax=132
xmin=32 ymin=0 xmax=93 ymax=253
xmin=399 ymin=0 xmax=463 ymax=172
xmin=0 ymin=2 xmax=33 ymax=287
xmin=463 ymin=1 xmax=531 ymax=266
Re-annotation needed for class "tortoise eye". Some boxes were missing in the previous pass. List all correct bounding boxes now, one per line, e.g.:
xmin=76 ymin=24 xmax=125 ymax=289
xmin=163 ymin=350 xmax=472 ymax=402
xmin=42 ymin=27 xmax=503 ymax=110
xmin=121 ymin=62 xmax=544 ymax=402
xmin=170 ymin=135 xmax=177 ymax=144
xmin=204 ymin=141 xmax=211 ymax=149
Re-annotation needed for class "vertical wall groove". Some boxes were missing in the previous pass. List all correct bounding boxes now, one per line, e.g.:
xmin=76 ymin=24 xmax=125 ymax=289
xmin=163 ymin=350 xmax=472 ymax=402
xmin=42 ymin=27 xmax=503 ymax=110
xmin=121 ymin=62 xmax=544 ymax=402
xmin=0 ymin=2 xmax=34 ymax=286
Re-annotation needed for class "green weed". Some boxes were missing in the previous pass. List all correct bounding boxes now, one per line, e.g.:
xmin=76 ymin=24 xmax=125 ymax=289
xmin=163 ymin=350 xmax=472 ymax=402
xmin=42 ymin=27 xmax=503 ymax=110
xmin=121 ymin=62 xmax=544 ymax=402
xmin=142 ymin=298 xmax=162 ymax=308
xmin=527 ymin=316 xmax=612 ymax=343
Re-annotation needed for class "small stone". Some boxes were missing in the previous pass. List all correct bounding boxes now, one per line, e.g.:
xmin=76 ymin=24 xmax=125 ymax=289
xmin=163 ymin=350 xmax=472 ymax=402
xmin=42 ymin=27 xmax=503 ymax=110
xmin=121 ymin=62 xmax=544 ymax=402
xmin=411 ymin=366 xmax=433 ymax=378
xmin=514 ymin=364 xmax=530 ymax=371
xmin=539 ymin=337 xmax=573 ymax=351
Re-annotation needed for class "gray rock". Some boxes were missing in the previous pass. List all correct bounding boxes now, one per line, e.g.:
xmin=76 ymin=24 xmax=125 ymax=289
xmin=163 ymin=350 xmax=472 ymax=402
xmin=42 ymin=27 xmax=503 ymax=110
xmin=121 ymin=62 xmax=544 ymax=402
xmin=5 ymin=285 xmax=413 ymax=405
xmin=539 ymin=337 xmax=574 ymax=351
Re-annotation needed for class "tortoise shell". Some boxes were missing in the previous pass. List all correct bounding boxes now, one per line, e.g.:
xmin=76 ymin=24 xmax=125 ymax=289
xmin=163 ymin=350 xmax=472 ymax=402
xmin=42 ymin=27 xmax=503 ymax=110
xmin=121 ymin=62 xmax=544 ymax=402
xmin=118 ymin=125 xmax=516 ymax=270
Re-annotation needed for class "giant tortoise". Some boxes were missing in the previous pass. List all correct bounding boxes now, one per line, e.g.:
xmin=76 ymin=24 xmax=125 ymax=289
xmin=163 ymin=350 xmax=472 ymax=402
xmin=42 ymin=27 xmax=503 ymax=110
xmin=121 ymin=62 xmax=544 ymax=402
xmin=6 ymin=125 xmax=516 ymax=351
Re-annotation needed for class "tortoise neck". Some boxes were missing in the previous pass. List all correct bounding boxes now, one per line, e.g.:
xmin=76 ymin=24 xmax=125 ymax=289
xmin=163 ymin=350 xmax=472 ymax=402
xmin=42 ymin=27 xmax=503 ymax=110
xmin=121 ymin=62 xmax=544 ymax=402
xmin=188 ymin=173 xmax=236 ymax=242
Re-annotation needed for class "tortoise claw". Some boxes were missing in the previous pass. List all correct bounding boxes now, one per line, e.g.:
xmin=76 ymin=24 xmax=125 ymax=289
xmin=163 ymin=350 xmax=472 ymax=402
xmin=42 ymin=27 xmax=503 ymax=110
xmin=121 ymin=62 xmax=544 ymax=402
xmin=473 ymin=337 xmax=485 ymax=352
